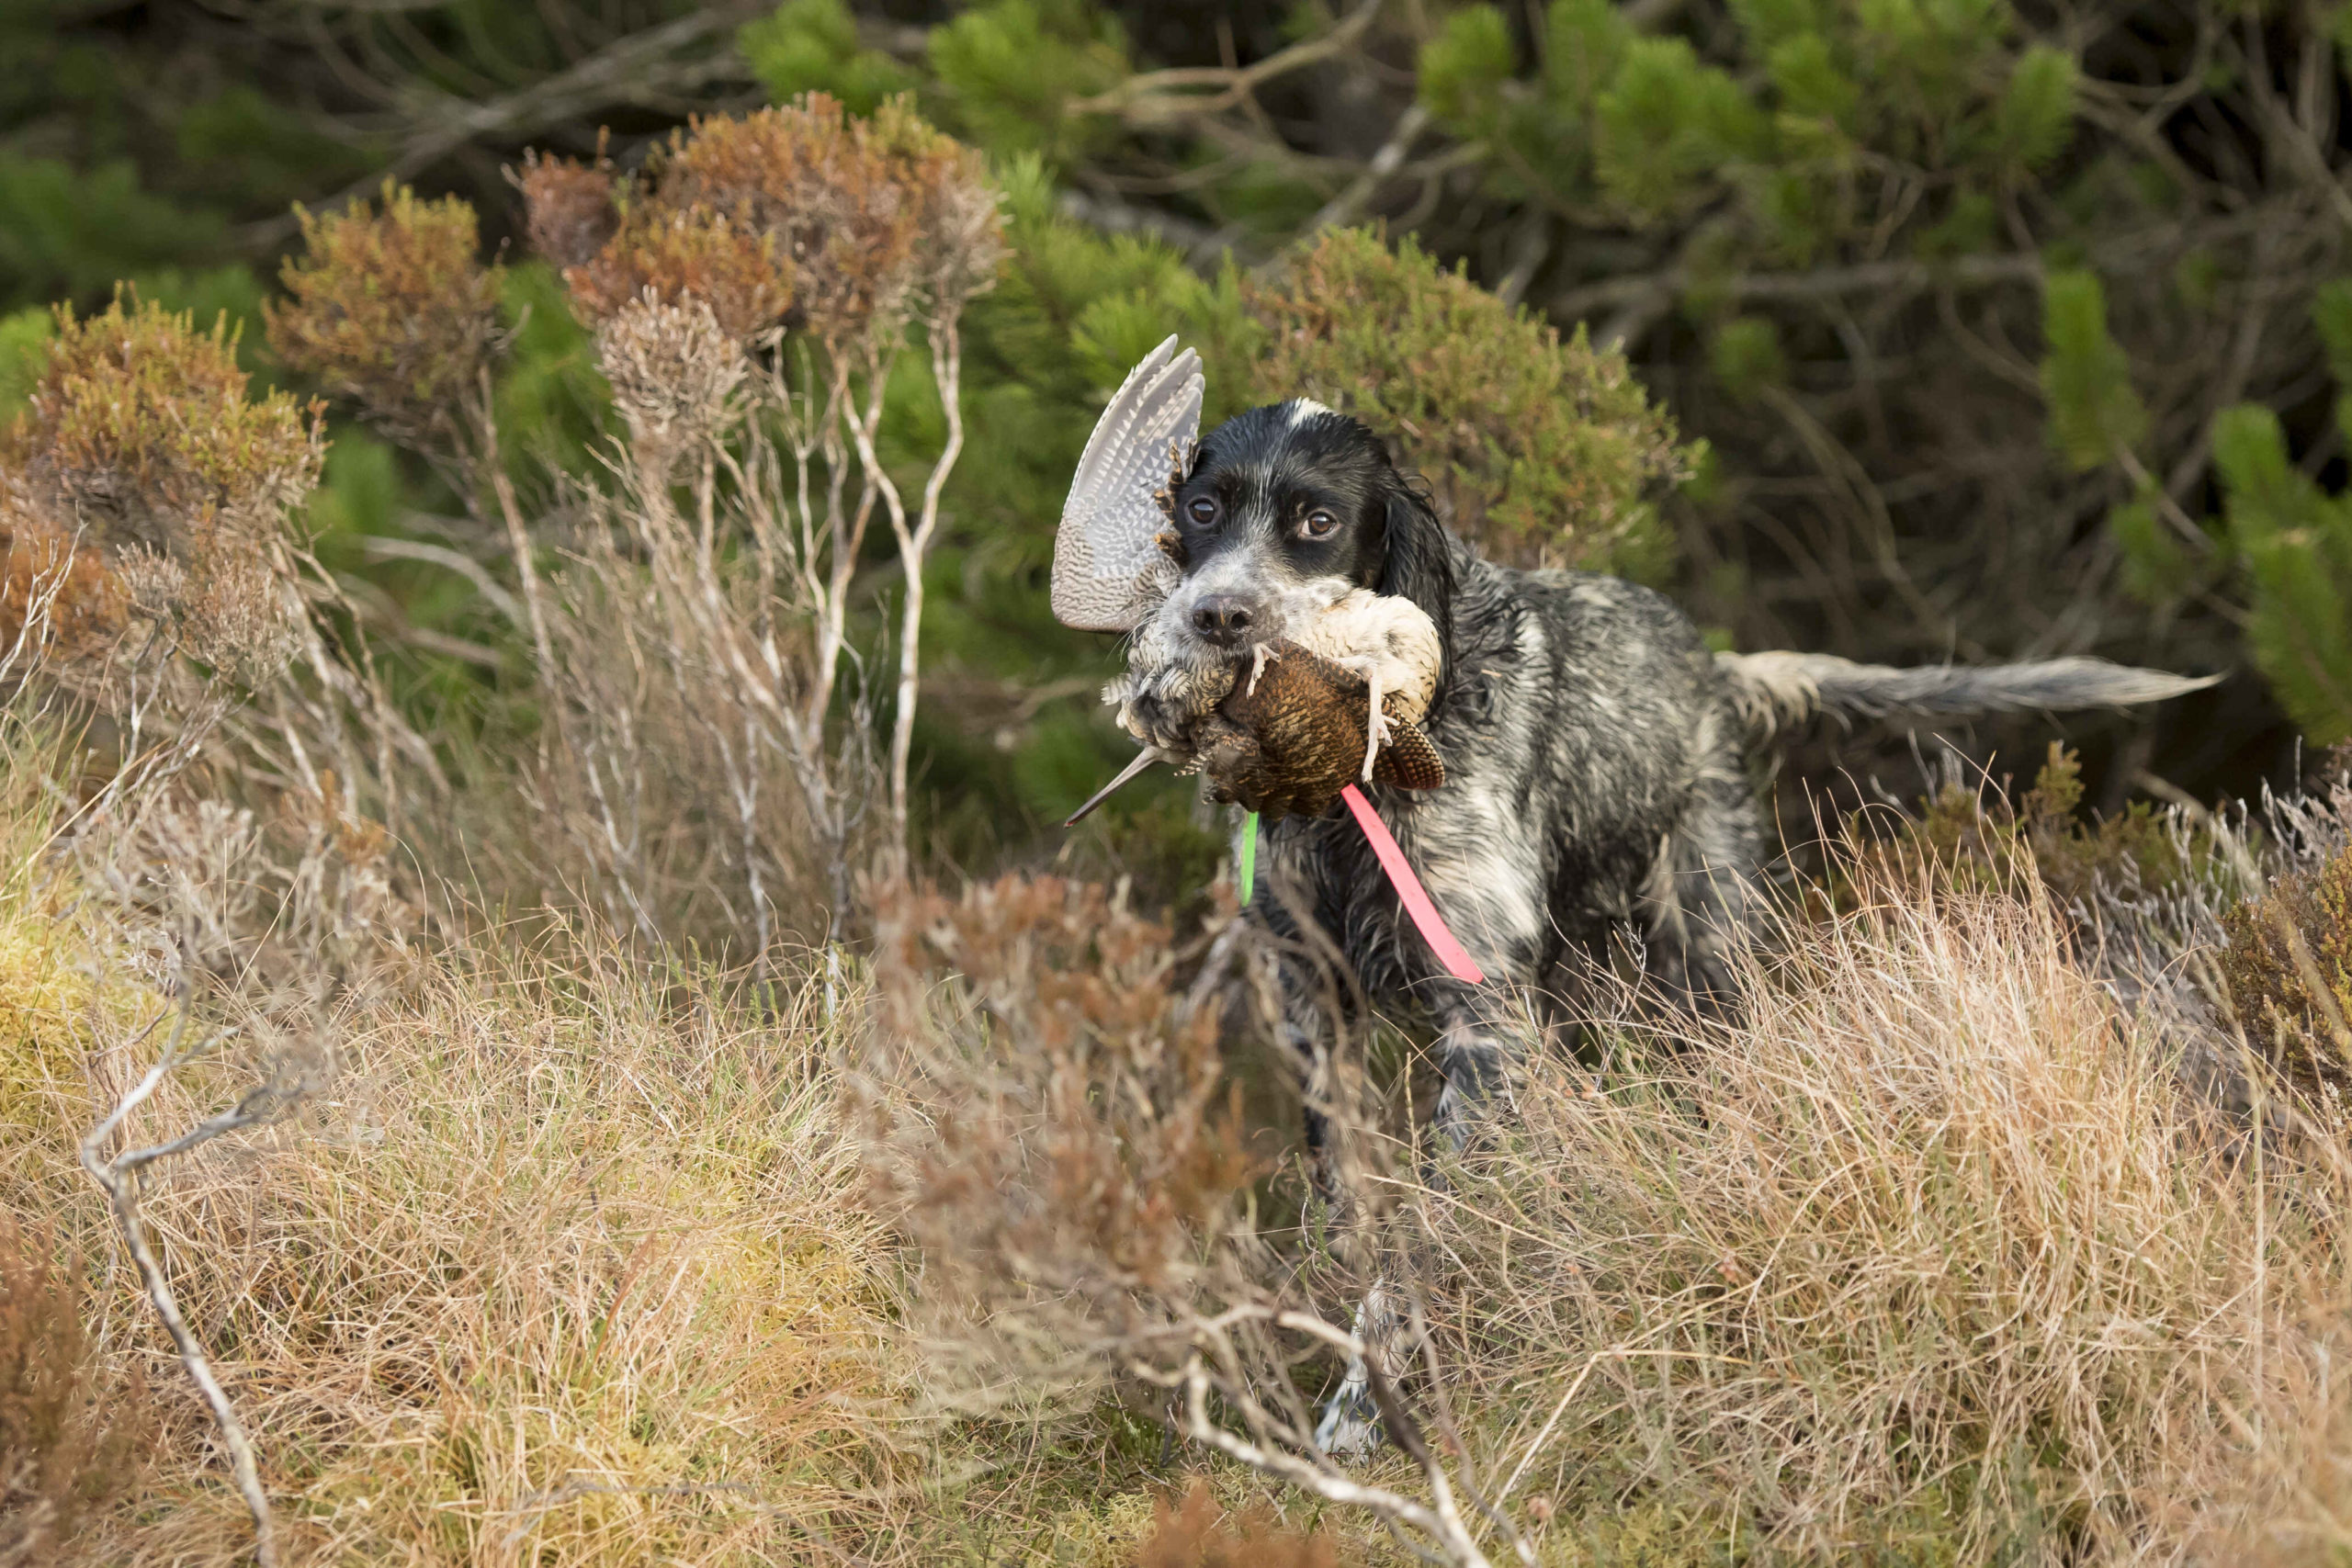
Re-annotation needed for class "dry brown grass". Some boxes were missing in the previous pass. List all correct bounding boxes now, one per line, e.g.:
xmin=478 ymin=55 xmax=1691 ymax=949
xmin=0 ymin=723 xmax=913 ymax=1564
xmin=1410 ymin=863 xmax=2352 ymax=1564
xmin=0 ymin=1218 xmax=154 ymax=1565
xmin=12 ymin=686 xmax=2352 ymax=1566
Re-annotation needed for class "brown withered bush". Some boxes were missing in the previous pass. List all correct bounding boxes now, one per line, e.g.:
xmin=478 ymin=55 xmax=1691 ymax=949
xmin=512 ymin=149 xmax=619 ymax=272
xmin=2 ymin=294 xmax=322 ymax=692
xmin=0 ymin=500 xmax=126 ymax=671
xmin=500 ymin=94 xmax=1002 ymax=930
xmin=2219 ymin=756 xmax=2352 ymax=1100
xmin=864 ymin=873 xmax=1526 ymax=1567
xmin=0 ymin=1221 xmax=151 ymax=1566
xmin=863 ymin=873 xmax=1255 ymax=1361
xmin=2223 ymin=844 xmax=2352 ymax=1092
xmin=564 ymin=204 xmax=793 ymax=344
xmin=1819 ymin=744 xmax=2217 ymax=918
xmin=590 ymin=293 xmax=750 ymax=468
xmin=10 ymin=297 xmax=322 ymax=538
xmin=0 ymin=295 xmax=419 ymax=946
xmin=266 ymin=183 xmax=507 ymax=449
xmin=546 ymin=96 xmax=999 ymax=353
xmin=260 ymin=96 xmax=1009 ymax=946
xmin=1136 ymin=1481 xmax=1342 ymax=1568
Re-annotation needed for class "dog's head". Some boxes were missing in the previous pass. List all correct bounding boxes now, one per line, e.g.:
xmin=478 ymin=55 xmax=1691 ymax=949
xmin=1150 ymin=400 xmax=1456 ymax=688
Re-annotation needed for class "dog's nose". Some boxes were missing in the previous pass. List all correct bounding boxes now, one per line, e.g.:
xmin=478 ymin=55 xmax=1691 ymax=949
xmin=1191 ymin=595 xmax=1258 ymax=645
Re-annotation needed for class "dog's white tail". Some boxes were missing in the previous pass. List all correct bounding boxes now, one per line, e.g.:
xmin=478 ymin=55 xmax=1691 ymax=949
xmin=1716 ymin=650 xmax=2221 ymax=743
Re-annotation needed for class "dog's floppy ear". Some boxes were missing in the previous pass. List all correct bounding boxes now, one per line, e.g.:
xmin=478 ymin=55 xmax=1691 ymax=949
xmin=1377 ymin=474 xmax=1456 ymax=707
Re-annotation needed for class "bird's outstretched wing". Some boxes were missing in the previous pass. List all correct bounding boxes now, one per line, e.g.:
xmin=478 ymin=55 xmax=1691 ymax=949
xmin=1051 ymin=335 xmax=1203 ymax=632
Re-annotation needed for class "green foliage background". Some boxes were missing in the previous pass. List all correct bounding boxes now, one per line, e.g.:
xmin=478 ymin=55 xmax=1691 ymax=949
xmin=4 ymin=0 xmax=2340 ymax=872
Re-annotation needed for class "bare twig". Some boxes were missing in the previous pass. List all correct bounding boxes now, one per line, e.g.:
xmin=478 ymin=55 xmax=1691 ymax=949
xmin=77 ymin=995 xmax=291 ymax=1568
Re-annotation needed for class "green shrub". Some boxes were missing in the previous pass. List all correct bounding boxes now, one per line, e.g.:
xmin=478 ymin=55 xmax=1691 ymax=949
xmin=1246 ymin=228 xmax=1689 ymax=572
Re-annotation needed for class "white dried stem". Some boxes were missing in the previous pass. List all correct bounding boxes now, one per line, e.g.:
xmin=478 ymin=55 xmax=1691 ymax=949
xmin=77 ymin=999 xmax=286 ymax=1568
xmin=1173 ymin=1346 xmax=1497 ymax=1568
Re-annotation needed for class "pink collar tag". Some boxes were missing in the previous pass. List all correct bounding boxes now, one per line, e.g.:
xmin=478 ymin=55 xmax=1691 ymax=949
xmin=1339 ymin=784 xmax=1486 ymax=985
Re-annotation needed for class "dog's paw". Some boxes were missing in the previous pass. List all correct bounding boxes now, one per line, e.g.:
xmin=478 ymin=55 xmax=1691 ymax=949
xmin=1313 ymin=1368 xmax=1384 ymax=1460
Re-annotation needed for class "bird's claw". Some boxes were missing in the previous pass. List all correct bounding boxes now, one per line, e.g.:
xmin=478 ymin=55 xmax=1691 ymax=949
xmin=1246 ymin=641 xmax=1280 ymax=696
xmin=1359 ymin=705 xmax=1393 ymax=784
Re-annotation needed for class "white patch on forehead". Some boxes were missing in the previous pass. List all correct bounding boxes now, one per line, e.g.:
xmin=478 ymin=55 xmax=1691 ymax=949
xmin=1285 ymin=399 xmax=1335 ymax=428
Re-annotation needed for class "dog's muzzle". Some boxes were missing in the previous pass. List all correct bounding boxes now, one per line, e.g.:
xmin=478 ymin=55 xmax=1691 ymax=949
xmin=1188 ymin=592 xmax=1267 ymax=649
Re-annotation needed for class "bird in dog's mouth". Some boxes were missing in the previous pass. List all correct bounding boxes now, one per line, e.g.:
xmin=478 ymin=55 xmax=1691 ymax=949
xmin=1051 ymin=339 xmax=1446 ymax=827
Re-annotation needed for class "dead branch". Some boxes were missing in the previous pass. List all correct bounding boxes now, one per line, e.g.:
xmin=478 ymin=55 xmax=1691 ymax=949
xmin=75 ymin=995 xmax=297 ymax=1568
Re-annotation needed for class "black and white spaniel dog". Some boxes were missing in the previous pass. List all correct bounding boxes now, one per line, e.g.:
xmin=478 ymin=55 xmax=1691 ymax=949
xmin=1098 ymin=394 xmax=2213 ymax=1456
xmin=1116 ymin=398 xmax=2212 ymax=1154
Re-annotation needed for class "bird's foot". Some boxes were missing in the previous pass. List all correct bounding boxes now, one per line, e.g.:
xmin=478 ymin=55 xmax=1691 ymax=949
xmin=1359 ymin=705 xmax=1395 ymax=784
xmin=1347 ymin=658 xmax=1390 ymax=784
xmin=1246 ymin=640 xmax=1282 ymax=696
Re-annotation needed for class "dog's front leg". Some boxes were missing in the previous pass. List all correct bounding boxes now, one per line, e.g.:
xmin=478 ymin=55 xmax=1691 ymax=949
xmin=1315 ymin=980 xmax=1534 ymax=1461
xmin=1266 ymin=952 xmax=1351 ymax=1213
xmin=1426 ymin=981 xmax=1530 ymax=1152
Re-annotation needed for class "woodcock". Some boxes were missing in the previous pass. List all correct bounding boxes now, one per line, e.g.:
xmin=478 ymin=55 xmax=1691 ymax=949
xmin=1047 ymin=338 xmax=1451 ymax=825
xmin=1069 ymin=577 xmax=1448 ymax=826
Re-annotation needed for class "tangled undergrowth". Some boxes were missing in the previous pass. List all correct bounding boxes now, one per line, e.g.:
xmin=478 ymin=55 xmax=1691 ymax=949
xmin=14 ymin=732 xmax=2352 ymax=1565
xmin=9 ymin=88 xmax=2352 ymax=1568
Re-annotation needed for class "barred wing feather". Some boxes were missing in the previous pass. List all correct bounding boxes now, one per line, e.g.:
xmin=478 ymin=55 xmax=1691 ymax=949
xmin=1051 ymin=335 xmax=1203 ymax=632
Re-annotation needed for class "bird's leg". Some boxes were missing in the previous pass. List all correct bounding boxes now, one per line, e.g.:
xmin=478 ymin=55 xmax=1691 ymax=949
xmin=1332 ymin=656 xmax=1390 ymax=782
xmin=1246 ymin=639 xmax=1281 ymax=696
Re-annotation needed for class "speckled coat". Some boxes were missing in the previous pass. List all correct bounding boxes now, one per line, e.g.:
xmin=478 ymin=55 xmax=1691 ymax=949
xmin=1115 ymin=400 xmax=2211 ymax=1157
xmin=1249 ymin=539 xmax=1765 ymax=1131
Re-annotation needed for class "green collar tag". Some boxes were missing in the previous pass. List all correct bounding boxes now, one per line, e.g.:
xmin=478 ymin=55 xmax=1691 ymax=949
xmin=1238 ymin=810 xmax=1259 ymax=904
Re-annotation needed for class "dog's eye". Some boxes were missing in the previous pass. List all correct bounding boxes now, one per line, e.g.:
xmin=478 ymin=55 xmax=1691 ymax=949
xmin=1301 ymin=508 xmax=1339 ymax=539
xmin=1187 ymin=496 xmax=1219 ymax=525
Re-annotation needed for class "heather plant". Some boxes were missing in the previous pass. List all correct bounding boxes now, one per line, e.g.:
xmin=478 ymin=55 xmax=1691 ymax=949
xmin=862 ymin=871 xmax=1531 ymax=1568
xmin=542 ymin=97 xmax=1006 ymax=873
xmin=266 ymin=184 xmax=507 ymax=453
xmin=10 ymin=298 xmax=319 ymax=536
xmin=1245 ymin=227 xmax=1688 ymax=573
xmin=2222 ymin=840 xmax=2352 ymax=1097
xmin=0 ymin=1221 xmax=152 ymax=1566
xmin=2214 ymin=755 xmax=2352 ymax=1100
xmin=0 ymin=292 xmax=425 ymax=874
xmin=266 ymin=98 xmax=1011 ymax=948
xmin=0 ymin=294 xmax=325 ymax=761
xmin=1825 ymin=743 xmax=2216 ymax=916
xmin=263 ymin=180 xmax=557 ymax=686
xmin=1135 ymin=1481 xmax=1341 ymax=1568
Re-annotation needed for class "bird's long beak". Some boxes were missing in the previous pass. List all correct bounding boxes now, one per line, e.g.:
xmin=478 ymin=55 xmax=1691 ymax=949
xmin=1064 ymin=747 xmax=1176 ymax=827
